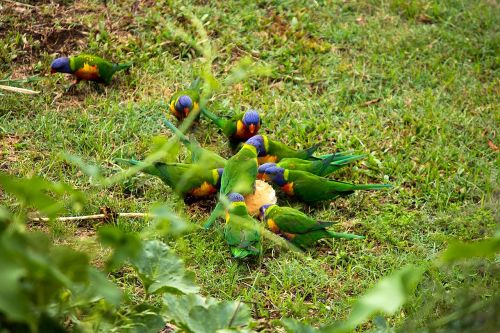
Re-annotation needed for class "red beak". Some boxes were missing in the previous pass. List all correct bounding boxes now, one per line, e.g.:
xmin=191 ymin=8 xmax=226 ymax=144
xmin=249 ymin=124 xmax=256 ymax=134
xmin=183 ymin=107 xmax=190 ymax=117
xmin=50 ymin=68 xmax=56 ymax=74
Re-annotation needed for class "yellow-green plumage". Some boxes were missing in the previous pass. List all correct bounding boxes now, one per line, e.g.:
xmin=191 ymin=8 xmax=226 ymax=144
xmin=261 ymin=204 xmax=363 ymax=249
xmin=224 ymin=200 xmax=262 ymax=258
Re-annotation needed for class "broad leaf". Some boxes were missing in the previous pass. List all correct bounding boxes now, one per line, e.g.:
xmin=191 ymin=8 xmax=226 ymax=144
xmin=440 ymin=236 xmax=500 ymax=262
xmin=0 ymin=172 xmax=84 ymax=218
xmin=98 ymin=226 xmax=143 ymax=271
xmin=281 ymin=318 xmax=319 ymax=333
xmin=142 ymin=204 xmax=188 ymax=239
xmin=163 ymin=294 xmax=253 ymax=333
xmin=322 ymin=265 xmax=425 ymax=333
xmin=130 ymin=240 xmax=199 ymax=295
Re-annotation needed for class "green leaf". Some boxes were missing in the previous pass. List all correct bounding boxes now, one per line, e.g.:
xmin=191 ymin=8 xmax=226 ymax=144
xmin=0 ymin=240 xmax=31 ymax=322
xmin=440 ymin=236 xmax=500 ymax=262
xmin=0 ymin=172 xmax=84 ymax=218
xmin=323 ymin=265 xmax=425 ymax=333
xmin=117 ymin=303 xmax=165 ymax=333
xmin=98 ymin=226 xmax=143 ymax=271
xmin=163 ymin=294 xmax=253 ymax=333
xmin=142 ymin=204 xmax=189 ymax=239
xmin=130 ymin=240 xmax=199 ymax=295
xmin=281 ymin=318 xmax=319 ymax=333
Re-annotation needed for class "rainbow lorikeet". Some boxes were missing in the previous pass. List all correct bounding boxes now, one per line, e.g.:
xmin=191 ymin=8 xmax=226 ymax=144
xmin=163 ymin=119 xmax=226 ymax=169
xmin=262 ymin=166 xmax=392 ymax=203
xmin=239 ymin=135 xmax=324 ymax=164
xmin=259 ymin=204 xmax=363 ymax=249
xmin=50 ymin=54 xmax=131 ymax=84
xmin=224 ymin=193 xmax=262 ymax=258
xmin=168 ymin=78 xmax=203 ymax=121
xmin=115 ymin=158 xmax=223 ymax=203
xmin=258 ymin=153 xmax=366 ymax=178
xmin=203 ymin=136 xmax=261 ymax=229
xmin=202 ymin=108 xmax=261 ymax=149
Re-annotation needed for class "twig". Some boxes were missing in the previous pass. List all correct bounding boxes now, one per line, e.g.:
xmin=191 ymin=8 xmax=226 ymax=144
xmin=29 ymin=212 xmax=156 ymax=223
xmin=0 ymin=84 xmax=39 ymax=94
xmin=2 ymin=0 xmax=36 ymax=8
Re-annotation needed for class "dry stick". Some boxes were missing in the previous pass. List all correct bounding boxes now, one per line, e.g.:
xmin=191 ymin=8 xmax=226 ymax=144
xmin=29 ymin=213 xmax=156 ymax=223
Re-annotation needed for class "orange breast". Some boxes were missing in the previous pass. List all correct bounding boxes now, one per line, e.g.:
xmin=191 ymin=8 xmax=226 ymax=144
xmin=267 ymin=218 xmax=280 ymax=233
xmin=190 ymin=182 xmax=217 ymax=197
xmin=281 ymin=182 xmax=294 ymax=196
xmin=258 ymin=155 xmax=278 ymax=164
xmin=283 ymin=232 xmax=296 ymax=240
xmin=74 ymin=63 xmax=100 ymax=81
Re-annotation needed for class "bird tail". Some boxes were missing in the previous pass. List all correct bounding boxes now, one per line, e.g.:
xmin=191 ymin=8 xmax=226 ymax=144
xmin=302 ymin=144 xmax=320 ymax=158
xmin=162 ymin=118 xmax=191 ymax=146
xmin=352 ymin=183 xmax=392 ymax=191
xmin=231 ymin=246 xmax=259 ymax=258
xmin=114 ymin=158 xmax=160 ymax=177
xmin=201 ymin=108 xmax=226 ymax=129
xmin=113 ymin=62 xmax=132 ymax=72
xmin=327 ymin=231 xmax=365 ymax=240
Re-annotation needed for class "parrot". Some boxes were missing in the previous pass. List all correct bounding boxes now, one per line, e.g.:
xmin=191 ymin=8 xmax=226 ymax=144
xmin=258 ymin=153 xmax=366 ymax=179
xmin=168 ymin=78 xmax=203 ymax=121
xmin=203 ymin=135 xmax=261 ymax=229
xmin=115 ymin=158 xmax=223 ymax=203
xmin=201 ymin=108 xmax=261 ymax=149
xmin=262 ymin=165 xmax=392 ymax=203
xmin=238 ymin=135 xmax=326 ymax=164
xmin=50 ymin=54 xmax=131 ymax=84
xmin=162 ymin=118 xmax=227 ymax=169
xmin=224 ymin=193 xmax=262 ymax=258
xmin=259 ymin=204 xmax=363 ymax=249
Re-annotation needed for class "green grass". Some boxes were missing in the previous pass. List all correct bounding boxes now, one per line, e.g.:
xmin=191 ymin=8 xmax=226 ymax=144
xmin=1 ymin=0 xmax=498 ymax=331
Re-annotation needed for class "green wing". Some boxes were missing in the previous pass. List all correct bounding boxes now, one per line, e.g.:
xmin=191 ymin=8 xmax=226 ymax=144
xmin=266 ymin=137 xmax=319 ymax=160
xmin=220 ymin=145 xmax=257 ymax=195
xmin=278 ymin=154 xmax=366 ymax=176
xmin=290 ymin=170 xmax=391 ymax=202
xmin=224 ymin=205 xmax=261 ymax=258
xmin=71 ymin=54 xmax=116 ymax=83
xmin=270 ymin=206 xmax=335 ymax=234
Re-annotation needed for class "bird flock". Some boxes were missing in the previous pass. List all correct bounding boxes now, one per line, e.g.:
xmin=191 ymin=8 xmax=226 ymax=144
xmin=51 ymin=53 xmax=392 ymax=259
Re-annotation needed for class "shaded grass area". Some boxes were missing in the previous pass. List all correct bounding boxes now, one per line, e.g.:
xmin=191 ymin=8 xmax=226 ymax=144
xmin=1 ymin=0 xmax=498 ymax=330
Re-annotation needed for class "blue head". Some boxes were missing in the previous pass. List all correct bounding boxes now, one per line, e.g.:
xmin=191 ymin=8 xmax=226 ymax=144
xmin=50 ymin=57 xmax=71 ymax=74
xmin=258 ymin=162 xmax=277 ymax=173
xmin=259 ymin=204 xmax=273 ymax=221
xmin=257 ymin=162 xmax=276 ymax=181
xmin=175 ymin=95 xmax=193 ymax=117
xmin=265 ymin=166 xmax=286 ymax=186
xmin=227 ymin=192 xmax=245 ymax=203
xmin=245 ymin=135 xmax=266 ymax=156
xmin=242 ymin=109 xmax=261 ymax=135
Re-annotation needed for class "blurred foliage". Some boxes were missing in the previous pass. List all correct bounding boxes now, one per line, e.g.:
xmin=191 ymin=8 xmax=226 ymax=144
xmin=0 ymin=171 xmax=256 ymax=332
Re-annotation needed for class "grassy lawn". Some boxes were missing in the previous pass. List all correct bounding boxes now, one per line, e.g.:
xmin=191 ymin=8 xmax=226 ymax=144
xmin=1 ymin=0 xmax=498 ymax=331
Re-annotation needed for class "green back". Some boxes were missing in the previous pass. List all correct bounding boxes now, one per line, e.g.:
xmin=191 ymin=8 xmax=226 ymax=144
xmin=70 ymin=54 xmax=115 ymax=83
xmin=220 ymin=144 xmax=258 ymax=195
xmin=267 ymin=138 xmax=306 ymax=159
xmin=290 ymin=230 xmax=331 ymax=249
xmin=154 ymin=163 xmax=216 ymax=195
xmin=224 ymin=202 xmax=261 ymax=258
xmin=268 ymin=205 xmax=333 ymax=234
xmin=287 ymin=170 xmax=349 ymax=202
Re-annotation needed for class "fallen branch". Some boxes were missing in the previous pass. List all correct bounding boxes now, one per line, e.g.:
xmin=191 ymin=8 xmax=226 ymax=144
xmin=0 ymin=84 xmax=40 ymax=94
xmin=29 ymin=212 xmax=156 ymax=223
